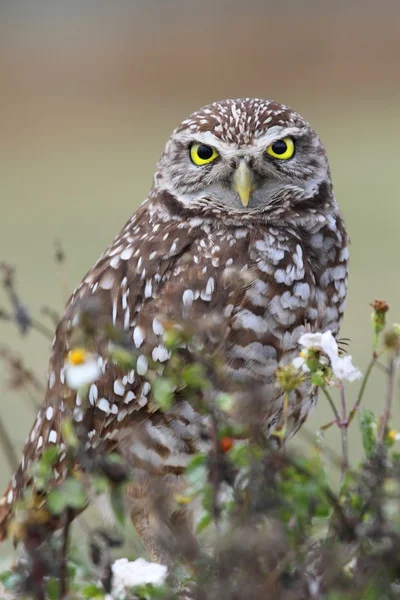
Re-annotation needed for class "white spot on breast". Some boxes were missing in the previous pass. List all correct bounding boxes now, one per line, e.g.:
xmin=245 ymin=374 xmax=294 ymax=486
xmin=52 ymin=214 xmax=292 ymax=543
xmin=340 ymin=247 xmax=349 ymax=261
xmin=224 ymin=304 xmax=234 ymax=317
xmin=89 ymin=384 xmax=98 ymax=405
xmin=110 ymin=256 xmax=120 ymax=269
xmin=138 ymin=396 xmax=148 ymax=407
xmin=124 ymin=391 xmax=136 ymax=404
xmin=269 ymin=296 xmax=297 ymax=326
xmin=121 ymin=247 xmax=133 ymax=260
xmin=124 ymin=306 xmax=130 ymax=330
xmin=37 ymin=436 xmax=43 ymax=450
xmin=133 ymin=326 xmax=145 ymax=348
xmin=137 ymin=355 xmax=148 ymax=376
xmin=127 ymin=369 xmax=135 ymax=384
xmin=233 ymin=309 xmax=269 ymax=334
xmin=112 ymin=297 xmax=118 ymax=325
xmin=99 ymin=272 xmax=114 ymax=290
xmin=111 ymin=404 xmax=118 ymax=414
xmin=206 ymin=277 xmax=215 ymax=295
xmin=117 ymin=408 xmax=128 ymax=422
xmin=152 ymin=345 xmax=171 ymax=362
xmin=152 ymin=318 xmax=164 ymax=336
xmin=183 ymin=289 xmax=194 ymax=307
xmin=46 ymin=406 xmax=53 ymax=421
xmin=294 ymin=282 xmax=310 ymax=301
xmin=48 ymin=430 xmax=57 ymax=443
xmin=97 ymin=398 xmax=110 ymax=413
xmin=73 ymin=407 xmax=83 ymax=421
xmin=7 ymin=490 xmax=13 ymax=504
xmin=49 ymin=371 xmax=56 ymax=390
xmin=280 ymin=291 xmax=302 ymax=310
xmin=145 ymin=279 xmax=153 ymax=298
xmin=306 ymin=307 xmax=319 ymax=320
xmin=293 ymin=245 xmax=303 ymax=269
xmin=114 ymin=380 xmax=125 ymax=396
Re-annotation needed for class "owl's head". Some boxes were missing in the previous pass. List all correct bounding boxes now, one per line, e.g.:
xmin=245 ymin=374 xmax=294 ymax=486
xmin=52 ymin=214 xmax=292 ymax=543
xmin=153 ymin=98 xmax=333 ymax=213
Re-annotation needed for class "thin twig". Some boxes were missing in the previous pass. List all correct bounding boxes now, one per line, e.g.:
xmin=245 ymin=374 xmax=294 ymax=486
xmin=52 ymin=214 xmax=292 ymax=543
xmin=59 ymin=508 xmax=73 ymax=599
xmin=321 ymin=387 xmax=341 ymax=424
xmin=322 ymin=386 xmax=348 ymax=481
xmin=209 ymin=409 xmax=221 ymax=528
xmin=347 ymin=354 xmax=378 ymax=426
xmin=0 ymin=308 xmax=54 ymax=340
xmin=377 ymin=356 xmax=396 ymax=446
xmin=338 ymin=381 xmax=349 ymax=480
xmin=0 ymin=407 xmax=19 ymax=472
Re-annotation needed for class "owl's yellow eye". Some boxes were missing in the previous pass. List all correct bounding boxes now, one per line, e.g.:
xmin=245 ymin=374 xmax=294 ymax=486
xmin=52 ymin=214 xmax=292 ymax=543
xmin=190 ymin=143 xmax=219 ymax=166
xmin=266 ymin=137 xmax=295 ymax=160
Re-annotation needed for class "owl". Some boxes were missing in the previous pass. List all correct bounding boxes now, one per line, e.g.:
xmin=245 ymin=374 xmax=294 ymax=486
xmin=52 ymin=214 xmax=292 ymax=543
xmin=0 ymin=98 xmax=348 ymax=562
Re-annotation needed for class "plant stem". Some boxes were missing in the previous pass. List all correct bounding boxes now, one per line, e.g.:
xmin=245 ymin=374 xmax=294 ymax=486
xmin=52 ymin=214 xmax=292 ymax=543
xmin=321 ymin=387 xmax=341 ymax=425
xmin=59 ymin=508 xmax=73 ymax=599
xmin=322 ymin=386 xmax=348 ymax=481
xmin=377 ymin=356 xmax=396 ymax=447
xmin=0 ymin=414 xmax=18 ymax=472
xmin=347 ymin=354 xmax=378 ymax=426
xmin=339 ymin=381 xmax=349 ymax=479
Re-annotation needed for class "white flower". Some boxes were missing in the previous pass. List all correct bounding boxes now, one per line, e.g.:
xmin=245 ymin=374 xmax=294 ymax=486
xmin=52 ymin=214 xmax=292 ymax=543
xmin=331 ymin=354 xmax=362 ymax=382
xmin=296 ymin=330 xmax=362 ymax=383
xmin=65 ymin=348 xmax=101 ymax=390
xmin=111 ymin=558 xmax=168 ymax=598
xmin=292 ymin=355 xmax=310 ymax=372
xmin=298 ymin=331 xmax=339 ymax=365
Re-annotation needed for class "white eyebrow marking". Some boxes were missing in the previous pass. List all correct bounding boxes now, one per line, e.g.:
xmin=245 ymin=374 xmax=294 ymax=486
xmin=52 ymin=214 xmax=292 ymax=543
xmin=252 ymin=126 xmax=306 ymax=148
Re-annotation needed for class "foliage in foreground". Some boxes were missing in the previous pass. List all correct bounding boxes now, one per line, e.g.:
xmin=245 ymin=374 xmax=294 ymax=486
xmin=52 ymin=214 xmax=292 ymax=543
xmin=0 ymin=261 xmax=400 ymax=599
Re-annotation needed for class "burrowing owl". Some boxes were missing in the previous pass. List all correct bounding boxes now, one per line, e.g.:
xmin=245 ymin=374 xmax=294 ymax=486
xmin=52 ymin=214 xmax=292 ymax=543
xmin=0 ymin=98 xmax=348 ymax=561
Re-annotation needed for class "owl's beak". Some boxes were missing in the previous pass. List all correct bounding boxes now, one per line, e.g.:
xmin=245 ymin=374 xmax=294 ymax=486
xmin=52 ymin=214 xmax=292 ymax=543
xmin=232 ymin=161 xmax=254 ymax=207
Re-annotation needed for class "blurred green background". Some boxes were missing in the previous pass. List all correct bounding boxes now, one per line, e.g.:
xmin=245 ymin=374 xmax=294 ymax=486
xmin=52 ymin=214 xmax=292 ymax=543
xmin=0 ymin=1 xmax=399 ymax=503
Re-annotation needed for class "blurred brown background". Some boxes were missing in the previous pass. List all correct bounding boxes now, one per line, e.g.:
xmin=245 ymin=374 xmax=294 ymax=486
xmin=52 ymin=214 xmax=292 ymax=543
xmin=0 ymin=1 xmax=399 ymax=497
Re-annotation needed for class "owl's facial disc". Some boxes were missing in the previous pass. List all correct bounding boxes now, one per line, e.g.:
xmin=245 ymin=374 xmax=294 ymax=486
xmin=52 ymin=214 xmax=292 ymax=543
xmin=156 ymin=104 xmax=330 ymax=212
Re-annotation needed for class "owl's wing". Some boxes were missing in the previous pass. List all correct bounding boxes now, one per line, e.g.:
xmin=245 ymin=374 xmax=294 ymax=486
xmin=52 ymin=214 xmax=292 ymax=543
xmin=0 ymin=198 xmax=253 ymax=534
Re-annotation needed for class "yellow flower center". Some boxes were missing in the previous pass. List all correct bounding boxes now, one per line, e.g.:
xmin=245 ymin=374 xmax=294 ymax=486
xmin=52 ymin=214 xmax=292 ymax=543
xmin=68 ymin=348 xmax=88 ymax=366
xmin=388 ymin=429 xmax=398 ymax=441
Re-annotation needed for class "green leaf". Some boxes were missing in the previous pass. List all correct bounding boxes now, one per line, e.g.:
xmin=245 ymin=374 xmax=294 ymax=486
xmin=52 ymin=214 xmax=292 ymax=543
xmin=92 ymin=475 xmax=109 ymax=495
xmin=152 ymin=378 xmax=174 ymax=411
xmin=215 ymin=392 xmax=234 ymax=412
xmin=41 ymin=446 xmax=61 ymax=466
xmin=196 ymin=512 xmax=212 ymax=534
xmin=109 ymin=344 xmax=136 ymax=370
xmin=0 ymin=572 xmax=21 ymax=591
xmin=61 ymin=417 xmax=79 ymax=448
xmin=181 ymin=364 xmax=208 ymax=389
xmin=360 ymin=409 xmax=377 ymax=459
xmin=311 ymin=370 xmax=326 ymax=387
xmin=46 ymin=578 xmax=60 ymax=600
xmin=81 ymin=583 xmax=105 ymax=598
xmin=47 ymin=477 xmax=87 ymax=514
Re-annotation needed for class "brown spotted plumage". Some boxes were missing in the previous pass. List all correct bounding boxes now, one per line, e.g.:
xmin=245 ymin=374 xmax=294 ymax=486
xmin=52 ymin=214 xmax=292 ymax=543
xmin=0 ymin=98 xmax=348 ymax=560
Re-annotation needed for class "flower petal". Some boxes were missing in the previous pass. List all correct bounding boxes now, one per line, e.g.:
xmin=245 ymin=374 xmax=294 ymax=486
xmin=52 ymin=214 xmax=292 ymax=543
xmin=331 ymin=355 xmax=362 ymax=382
xmin=65 ymin=358 xmax=101 ymax=390
xmin=111 ymin=557 xmax=168 ymax=596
